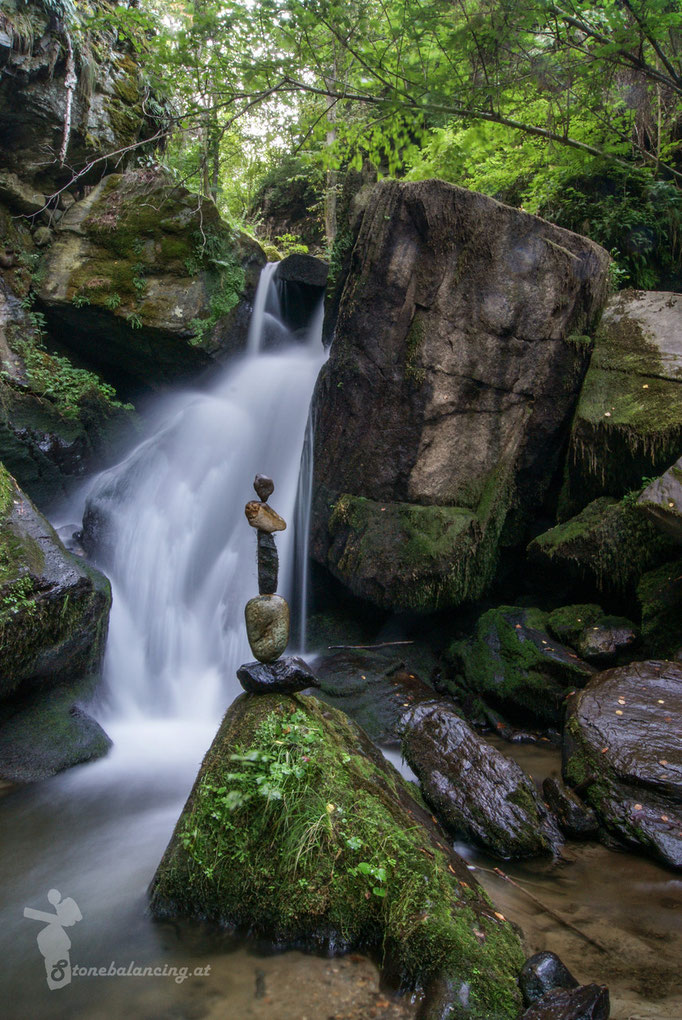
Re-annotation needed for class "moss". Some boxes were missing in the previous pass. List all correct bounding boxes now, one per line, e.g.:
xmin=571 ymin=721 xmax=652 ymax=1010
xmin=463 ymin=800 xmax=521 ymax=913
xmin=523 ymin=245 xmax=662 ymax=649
xmin=547 ymin=604 xmax=603 ymax=646
xmin=150 ymin=694 xmax=523 ymax=1018
xmin=637 ymin=557 xmax=682 ymax=658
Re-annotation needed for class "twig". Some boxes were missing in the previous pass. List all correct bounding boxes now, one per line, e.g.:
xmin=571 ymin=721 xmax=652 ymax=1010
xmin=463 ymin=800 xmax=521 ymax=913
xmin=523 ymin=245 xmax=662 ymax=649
xmin=327 ymin=641 xmax=414 ymax=650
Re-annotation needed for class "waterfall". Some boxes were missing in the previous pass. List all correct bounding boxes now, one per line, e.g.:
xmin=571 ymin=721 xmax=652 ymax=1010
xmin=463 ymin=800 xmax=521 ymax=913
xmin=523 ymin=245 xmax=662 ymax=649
xmin=82 ymin=265 xmax=326 ymax=721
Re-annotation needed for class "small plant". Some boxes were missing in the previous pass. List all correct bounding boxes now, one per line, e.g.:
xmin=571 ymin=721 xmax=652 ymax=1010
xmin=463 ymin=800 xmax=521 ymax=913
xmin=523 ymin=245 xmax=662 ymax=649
xmin=126 ymin=312 xmax=143 ymax=329
xmin=0 ymin=575 xmax=37 ymax=617
xmin=72 ymin=292 xmax=91 ymax=308
xmin=275 ymin=232 xmax=309 ymax=256
xmin=105 ymin=292 xmax=122 ymax=310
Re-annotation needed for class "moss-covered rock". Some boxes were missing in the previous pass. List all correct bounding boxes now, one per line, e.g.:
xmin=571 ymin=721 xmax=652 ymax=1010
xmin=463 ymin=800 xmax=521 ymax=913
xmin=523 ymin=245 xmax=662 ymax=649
xmin=38 ymin=169 xmax=265 ymax=387
xmin=563 ymin=661 xmax=682 ymax=869
xmin=637 ymin=456 xmax=682 ymax=544
xmin=310 ymin=179 xmax=610 ymax=613
xmin=559 ymin=291 xmax=682 ymax=519
xmin=150 ymin=692 xmax=524 ymax=1019
xmin=402 ymin=701 xmax=562 ymax=859
xmin=0 ymin=463 xmax=111 ymax=702
xmin=547 ymin=604 xmax=638 ymax=665
xmin=527 ymin=496 xmax=678 ymax=601
xmin=444 ymin=606 xmax=595 ymax=728
xmin=637 ymin=557 xmax=682 ymax=659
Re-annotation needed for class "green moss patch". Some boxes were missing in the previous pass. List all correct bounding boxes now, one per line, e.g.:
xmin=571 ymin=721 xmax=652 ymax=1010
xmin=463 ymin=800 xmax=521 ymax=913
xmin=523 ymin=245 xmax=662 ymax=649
xmin=150 ymin=693 xmax=523 ymax=1018
xmin=637 ymin=557 xmax=682 ymax=659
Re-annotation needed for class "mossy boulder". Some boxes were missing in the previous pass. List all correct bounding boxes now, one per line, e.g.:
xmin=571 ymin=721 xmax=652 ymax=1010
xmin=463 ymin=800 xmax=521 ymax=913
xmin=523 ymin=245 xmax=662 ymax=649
xmin=637 ymin=455 xmax=682 ymax=544
xmin=637 ymin=557 xmax=682 ymax=659
xmin=0 ymin=463 xmax=111 ymax=703
xmin=559 ymin=291 xmax=682 ymax=519
xmin=402 ymin=701 xmax=562 ymax=859
xmin=563 ymin=661 xmax=682 ymax=869
xmin=150 ymin=692 xmax=525 ymax=1019
xmin=310 ymin=178 xmax=610 ymax=613
xmin=527 ymin=496 xmax=678 ymax=601
xmin=444 ymin=606 xmax=595 ymax=728
xmin=38 ymin=170 xmax=265 ymax=388
xmin=546 ymin=604 xmax=638 ymax=665
xmin=0 ymin=0 xmax=160 ymax=192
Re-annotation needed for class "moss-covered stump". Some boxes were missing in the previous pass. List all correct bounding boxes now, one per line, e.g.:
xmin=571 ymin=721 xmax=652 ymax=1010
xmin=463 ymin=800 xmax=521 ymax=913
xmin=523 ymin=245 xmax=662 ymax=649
xmin=310 ymin=178 xmax=610 ymax=613
xmin=563 ymin=661 xmax=682 ymax=870
xmin=637 ymin=558 xmax=682 ymax=659
xmin=0 ymin=674 xmax=111 ymax=783
xmin=637 ymin=456 xmax=682 ymax=544
xmin=444 ymin=607 xmax=594 ymax=728
xmin=546 ymin=604 xmax=639 ymax=665
xmin=150 ymin=693 xmax=524 ymax=1019
xmin=0 ymin=463 xmax=111 ymax=702
xmin=38 ymin=170 xmax=265 ymax=388
xmin=402 ymin=701 xmax=562 ymax=859
xmin=527 ymin=496 xmax=678 ymax=601
xmin=559 ymin=291 xmax=682 ymax=519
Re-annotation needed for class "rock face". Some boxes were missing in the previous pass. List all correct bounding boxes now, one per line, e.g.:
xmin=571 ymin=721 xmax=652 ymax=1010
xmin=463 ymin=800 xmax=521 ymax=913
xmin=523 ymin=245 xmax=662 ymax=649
xmin=638 ymin=456 xmax=682 ymax=543
xmin=528 ymin=496 xmax=677 ymax=600
xmin=309 ymin=179 xmax=610 ymax=612
xmin=563 ymin=661 xmax=682 ymax=869
xmin=445 ymin=606 xmax=595 ymax=727
xmin=0 ymin=1 xmax=159 ymax=192
xmin=402 ymin=701 xmax=562 ymax=858
xmin=150 ymin=692 xmax=525 ymax=1019
xmin=0 ymin=464 xmax=111 ymax=781
xmin=38 ymin=170 xmax=265 ymax=389
xmin=560 ymin=290 xmax=682 ymax=518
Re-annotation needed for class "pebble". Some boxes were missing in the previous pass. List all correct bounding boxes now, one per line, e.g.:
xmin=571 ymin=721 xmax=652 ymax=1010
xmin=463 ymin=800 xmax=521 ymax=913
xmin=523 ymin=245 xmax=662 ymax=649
xmin=254 ymin=474 xmax=275 ymax=501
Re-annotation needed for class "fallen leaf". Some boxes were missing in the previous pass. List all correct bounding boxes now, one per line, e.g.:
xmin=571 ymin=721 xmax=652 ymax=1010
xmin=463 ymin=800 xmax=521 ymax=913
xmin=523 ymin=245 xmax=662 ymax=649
xmin=616 ymin=709 xmax=623 ymax=716
xmin=494 ymin=912 xmax=506 ymax=921
xmin=634 ymin=803 xmax=643 ymax=811
xmin=661 ymin=815 xmax=669 ymax=822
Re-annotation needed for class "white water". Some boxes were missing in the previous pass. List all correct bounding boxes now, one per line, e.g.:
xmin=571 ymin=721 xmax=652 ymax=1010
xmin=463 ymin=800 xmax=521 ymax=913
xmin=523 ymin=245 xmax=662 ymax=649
xmin=0 ymin=266 xmax=329 ymax=1015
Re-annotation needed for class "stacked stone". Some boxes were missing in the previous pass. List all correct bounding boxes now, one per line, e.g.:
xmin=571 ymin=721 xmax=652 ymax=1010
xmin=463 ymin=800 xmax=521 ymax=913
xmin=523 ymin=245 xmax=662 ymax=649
xmin=239 ymin=474 xmax=319 ymax=695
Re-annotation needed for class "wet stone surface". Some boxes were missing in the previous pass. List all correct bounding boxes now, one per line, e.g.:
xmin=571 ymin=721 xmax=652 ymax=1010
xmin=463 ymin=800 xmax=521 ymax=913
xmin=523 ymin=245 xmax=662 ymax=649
xmin=520 ymin=951 xmax=579 ymax=1005
xmin=237 ymin=657 xmax=320 ymax=694
xmin=520 ymin=984 xmax=610 ymax=1019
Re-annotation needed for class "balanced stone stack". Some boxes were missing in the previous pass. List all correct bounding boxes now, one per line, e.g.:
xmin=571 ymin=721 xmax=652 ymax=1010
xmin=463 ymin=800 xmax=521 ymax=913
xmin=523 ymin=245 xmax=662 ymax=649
xmin=239 ymin=475 xmax=319 ymax=694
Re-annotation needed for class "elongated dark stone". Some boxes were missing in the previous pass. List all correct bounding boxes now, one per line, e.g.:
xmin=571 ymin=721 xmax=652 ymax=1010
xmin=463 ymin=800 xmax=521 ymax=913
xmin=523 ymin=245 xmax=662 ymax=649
xmin=237 ymin=656 xmax=320 ymax=694
xmin=257 ymin=531 xmax=278 ymax=594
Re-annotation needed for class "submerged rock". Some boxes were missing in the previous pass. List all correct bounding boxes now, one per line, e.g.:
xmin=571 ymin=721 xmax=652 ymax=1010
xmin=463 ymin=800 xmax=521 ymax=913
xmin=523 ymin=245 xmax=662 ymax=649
xmin=519 ymin=951 xmax=579 ymax=1006
xmin=563 ymin=661 xmax=682 ymax=869
xmin=560 ymin=290 xmax=682 ymax=518
xmin=402 ymin=701 xmax=562 ymax=859
xmin=237 ymin=657 xmax=319 ymax=694
xmin=244 ymin=594 xmax=289 ymax=663
xmin=310 ymin=178 xmax=609 ymax=612
xmin=445 ymin=606 xmax=594 ymax=728
xmin=521 ymin=984 xmax=610 ymax=1020
xmin=149 ymin=692 xmax=525 ymax=1018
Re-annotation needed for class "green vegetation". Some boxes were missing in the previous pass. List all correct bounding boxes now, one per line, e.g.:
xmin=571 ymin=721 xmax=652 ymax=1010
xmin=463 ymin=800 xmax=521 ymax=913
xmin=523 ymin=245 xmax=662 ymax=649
xmin=151 ymin=693 xmax=524 ymax=1017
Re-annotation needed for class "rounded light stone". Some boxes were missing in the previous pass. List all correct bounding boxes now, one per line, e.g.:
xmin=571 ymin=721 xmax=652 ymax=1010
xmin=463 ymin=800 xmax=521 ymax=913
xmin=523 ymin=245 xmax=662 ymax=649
xmin=244 ymin=595 xmax=289 ymax=663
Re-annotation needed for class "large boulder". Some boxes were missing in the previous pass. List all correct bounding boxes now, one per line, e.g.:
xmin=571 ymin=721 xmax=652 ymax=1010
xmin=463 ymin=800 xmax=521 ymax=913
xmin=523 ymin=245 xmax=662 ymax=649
xmin=150 ymin=692 xmax=525 ymax=1019
xmin=546 ymin=604 xmax=638 ymax=666
xmin=637 ymin=455 xmax=682 ymax=543
xmin=559 ymin=290 xmax=682 ymax=518
xmin=527 ymin=496 xmax=677 ymax=601
xmin=402 ymin=701 xmax=562 ymax=858
xmin=563 ymin=661 xmax=682 ymax=869
xmin=0 ymin=0 xmax=159 ymax=192
xmin=444 ymin=606 xmax=595 ymax=728
xmin=309 ymin=179 xmax=610 ymax=612
xmin=38 ymin=170 xmax=265 ymax=388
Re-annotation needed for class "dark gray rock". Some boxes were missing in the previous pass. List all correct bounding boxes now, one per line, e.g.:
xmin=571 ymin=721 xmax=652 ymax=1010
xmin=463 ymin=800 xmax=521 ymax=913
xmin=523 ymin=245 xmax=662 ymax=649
xmin=520 ymin=952 xmax=579 ymax=1006
xmin=563 ymin=661 xmax=682 ymax=869
xmin=254 ymin=474 xmax=275 ymax=501
xmin=638 ymin=455 xmax=682 ymax=544
xmin=521 ymin=984 xmax=609 ymax=1020
xmin=257 ymin=531 xmax=278 ymax=595
xmin=310 ymin=178 xmax=610 ymax=612
xmin=402 ymin=701 xmax=563 ymax=859
xmin=237 ymin=656 xmax=320 ymax=694
xmin=542 ymin=778 xmax=599 ymax=839
xmin=274 ymin=254 xmax=328 ymax=289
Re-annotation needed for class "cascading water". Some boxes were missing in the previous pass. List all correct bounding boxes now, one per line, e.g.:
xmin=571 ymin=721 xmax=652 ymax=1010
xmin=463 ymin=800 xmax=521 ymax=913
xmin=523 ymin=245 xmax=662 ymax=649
xmin=85 ymin=264 xmax=326 ymax=720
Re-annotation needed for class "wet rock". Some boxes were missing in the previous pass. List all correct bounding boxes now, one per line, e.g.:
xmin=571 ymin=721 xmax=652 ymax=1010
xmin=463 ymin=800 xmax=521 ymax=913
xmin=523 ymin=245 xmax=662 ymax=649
xmin=257 ymin=531 xmax=278 ymax=594
xmin=38 ymin=171 xmax=265 ymax=388
xmin=528 ymin=497 xmax=677 ymax=602
xmin=563 ymin=661 xmax=682 ymax=869
xmin=547 ymin=605 xmax=639 ymax=665
xmin=520 ymin=951 xmax=579 ymax=1006
xmin=245 ymin=500 xmax=286 ymax=533
xmin=542 ymin=778 xmax=599 ymax=839
xmin=254 ymin=473 xmax=275 ymax=501
xmin=444 ymin=606 xmax=595 ymax=728
xmin=402 ymin=701 xmax=562 ymax=858
xmin=237 ymin=656 xmax=319 ymax=694
xmin=0 ymin=170 xmax=45 ymax=215
xmin=638 ymin=456 xmax=682 ymax=544
xmin=244 ymin=595 xmax=289 ymax=663
xmin=560 ymin=289 xmax=682 ymax=518
xmin=310 ymin=178 xmax=610 ymax=612
xmin=274 ymin=254 xmax=329 ymax=289
xmin=150 ymin=692 xmax=525 ymax=1018
xmin=637 ymin=557 xmax=682 ymax=658
xmin=521 ymin=984 xmax=609 ymax=1020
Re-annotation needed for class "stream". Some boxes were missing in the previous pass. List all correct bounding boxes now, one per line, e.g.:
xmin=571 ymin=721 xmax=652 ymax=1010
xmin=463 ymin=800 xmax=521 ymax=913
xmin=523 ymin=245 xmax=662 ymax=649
xmin=0 ymin=268 xmax=680 ymax=1019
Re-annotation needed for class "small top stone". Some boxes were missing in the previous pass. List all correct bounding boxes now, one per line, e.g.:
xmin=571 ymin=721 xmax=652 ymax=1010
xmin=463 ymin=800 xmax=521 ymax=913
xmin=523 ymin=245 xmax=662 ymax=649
xmin=254 ymin=474 xmax=274 ymax=501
